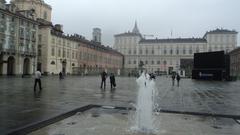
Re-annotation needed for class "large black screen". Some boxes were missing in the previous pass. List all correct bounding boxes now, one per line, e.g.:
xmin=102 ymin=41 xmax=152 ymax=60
xmin=194 ymin=51 xmax=225 ymax=69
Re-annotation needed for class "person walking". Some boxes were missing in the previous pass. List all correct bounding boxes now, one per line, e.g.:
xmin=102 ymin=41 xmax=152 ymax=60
xmin=176 ymin=73 xmax=181 ymax=87
xmin=109 ymin=73 xmax=116 ymax=89
xmin=171 ymin=73 xmax=176 ymax=86
xmin=34 ymin=69 xmax=42 ymax=91
xmin=59 ymin=72 xmax=63 ymax=80
xmin=100 ymin=71 xmax=107 ymax=89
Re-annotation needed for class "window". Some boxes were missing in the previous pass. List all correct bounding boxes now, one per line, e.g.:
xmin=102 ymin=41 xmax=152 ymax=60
xmin=51 ymin=47 xmax=55 ymax=56
xmin=183 ymin=47 xmax=186 ymax=54
xmin=63 ymin=50 xmax=66 ymax=58
xmin=52 ymin=38 xmax=55 ymax=44
xmin=44 ymin=11 xmax=48 ymax=20
xmin=189 ymin=46 xmax=193 ymax=54
xmin=164 ymin=49 xmax=167 ymax=54
xmin=139 ymin=49 xmax=142 ymax=54
xmin=32 ymin=32 xmax=36 ymax=41
xmin=38 ymin=35 xmax=42 ymax=42
xmin=152 ymin=60 xmax=154 ymax=64
xmin=133 ymin=49 xmax=136 ymax=54
xmin=38 ymin=49 xmax=42 ymax=56
xmin=145 ymin=49 xmax=148 ymax=54
xmin=67 ymin=50 xmax=70 ymax=58
xmin=20 ymin=20 xmax=24 ymax=25
xmin=128 ymin=49 xmax=131 ymax=55
xmin=19 ymin=28 xmax=24 ymax=37
xmin=133 ymin=60 xmax=136 ymax=64
xmin=176 ymin=48 xmax=179 ymax=55
xmin=58 ymin=49 xmax=61 ymax=57
xmin=72 ymin=63 xmax=75 ymax=67
xmin=157 ymin=61 xmax=160 ymax=64
xmin=128 ymin=60 xmax=131 ymax=64
xmin=72 ymin=52 xmax=74 ymax=59
xmin=170 ymin=49 xmax=173 ymax=55
xmin=196 ymin=47 xmax=199 ymax=53
xmin=145 ymin=60 xmax=148 ymax=64
xmin=152 ymin=50 xmax=154 ymax=54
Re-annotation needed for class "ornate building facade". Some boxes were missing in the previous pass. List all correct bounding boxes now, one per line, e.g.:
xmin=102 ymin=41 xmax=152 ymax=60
xmin=114 ymin=22 xmax=238 ymax=75
xmin=11 ymin=0 xmax=123 ymax=75
xmin=0 ymin=0 xmax=38 ymax=75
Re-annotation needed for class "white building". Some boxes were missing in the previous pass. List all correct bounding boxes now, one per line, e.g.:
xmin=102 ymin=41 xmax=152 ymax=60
xmin=114 ymin=23 xmax=238 ymax=76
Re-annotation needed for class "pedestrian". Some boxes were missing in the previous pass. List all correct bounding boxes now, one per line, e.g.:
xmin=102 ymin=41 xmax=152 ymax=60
xmin=110 ymin=73 xmax=116 ymax=89
xmin=171 ymin=73 xmax=176 ymax=86
xmin=59 ymin=72 xmax=63 ymax=79
xmin=100 ymin=71 xmax=107 ymax=89
xmin=149 ymin=73 xmax=156 ymax=80
xmin=34 ymin=69 xmax=42 ymax=91
xmin=176 ymin=73 xmax=181 ymax=87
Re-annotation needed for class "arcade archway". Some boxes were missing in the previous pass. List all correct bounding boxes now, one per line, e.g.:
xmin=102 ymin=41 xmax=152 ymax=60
xmin=7 ymin=56 xmax=15 ymax=75
xmin=23 ymin=58 xmax=30 ymax=75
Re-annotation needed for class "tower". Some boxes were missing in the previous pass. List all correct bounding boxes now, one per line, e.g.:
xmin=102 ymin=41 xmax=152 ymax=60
xmin=92 ymin=28 xmax=101 ymax=43
xmin=132 ymin=21 xmax=140 ymax=34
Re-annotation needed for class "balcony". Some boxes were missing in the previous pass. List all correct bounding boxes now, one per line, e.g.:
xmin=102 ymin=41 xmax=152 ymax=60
xmin=20 ymin=50 xmax=37 ymax=57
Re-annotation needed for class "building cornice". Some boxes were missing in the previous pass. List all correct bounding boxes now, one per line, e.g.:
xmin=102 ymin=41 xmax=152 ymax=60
xmin=139 ymin=38 xmax=207 ymax=44
xmin=0 ymin=8 xmax=39 ymax=24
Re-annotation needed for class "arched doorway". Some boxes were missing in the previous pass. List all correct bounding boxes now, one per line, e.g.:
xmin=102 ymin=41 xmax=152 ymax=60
xmin=7 ymin=56 xmax=15 ymax=75
xmin=23 ymin=58 xmax=30 ymax=75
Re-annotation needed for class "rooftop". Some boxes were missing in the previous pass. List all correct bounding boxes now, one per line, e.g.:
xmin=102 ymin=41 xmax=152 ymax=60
xmin=205 ymin=28 xmax=238 ymax=35
xmin=114 ymin=32 xmax=142 ymax=37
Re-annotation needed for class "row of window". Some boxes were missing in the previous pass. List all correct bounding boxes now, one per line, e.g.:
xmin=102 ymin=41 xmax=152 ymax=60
xmin=50 ymin=47 xmax=121 ymax=66
xmin=51 ymin=47 xmax=78 ymax=59
xmin=19 ymin=27 xmax=36 ymax=41
xmin=115 ymin=37 xmax=138 ymax=45
xmin=51 ymin=37 xmax=78 ymax=49
xmin=119 ymin=48 xmax=200 ymax=55
xmin=208 ymin=35 xmax=236 ymax=43
xmin=127 ymin=59 xmax=179 ymax=65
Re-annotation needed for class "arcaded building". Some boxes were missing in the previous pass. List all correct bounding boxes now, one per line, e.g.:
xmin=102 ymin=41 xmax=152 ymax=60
xmin=12 ymin=0 xmax=123 ymax=75
xmin=0 ymin=0 xmax=38 ymax=75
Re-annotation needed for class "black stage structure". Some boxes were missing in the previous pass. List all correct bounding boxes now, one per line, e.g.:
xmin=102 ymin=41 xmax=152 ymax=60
xmin=192 ymin=51 xmax=230 ymax=81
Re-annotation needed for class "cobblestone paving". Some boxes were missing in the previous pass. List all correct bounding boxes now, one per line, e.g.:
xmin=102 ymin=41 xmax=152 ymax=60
xmin=0 ymin=76 xmax=240 ymax=134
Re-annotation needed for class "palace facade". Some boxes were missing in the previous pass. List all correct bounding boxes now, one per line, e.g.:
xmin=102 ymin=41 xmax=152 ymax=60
xmin=114 ymin=22 xmax=238 ymax=76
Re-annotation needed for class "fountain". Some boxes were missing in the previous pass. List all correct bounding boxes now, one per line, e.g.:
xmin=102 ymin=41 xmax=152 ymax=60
xmin=132 ymin=72 xmax=157 ymax=134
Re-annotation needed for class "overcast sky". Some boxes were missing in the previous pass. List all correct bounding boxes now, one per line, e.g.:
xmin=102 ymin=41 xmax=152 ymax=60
xmin=7 ymin=0 xmax=240 ymax=46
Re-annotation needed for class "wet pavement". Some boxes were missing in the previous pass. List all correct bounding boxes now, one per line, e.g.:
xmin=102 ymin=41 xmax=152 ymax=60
xmin=0 ymin=76 xmax=240 ymax=134
xmin=29 ymin=107 xmax=240 ymax=135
